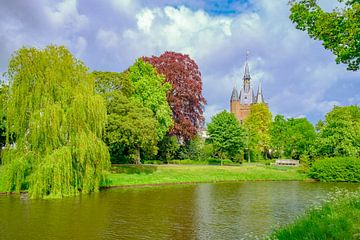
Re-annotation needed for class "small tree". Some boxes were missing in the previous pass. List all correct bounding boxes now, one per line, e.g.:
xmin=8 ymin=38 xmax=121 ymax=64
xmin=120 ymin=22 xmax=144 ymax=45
xmin=315 ymin=105 xmax=360 ymax=157
xmin=244 ymin=104 xmax=272 ymax=161
xmin=3 ymin=46 xmax=110 ymax=198
xmin=270 ymin=115 xmax=288 ymax=158
xmin=207 ymin=111 xmax=245 ymax=160
xmin=285 ymin=118 xmax=316 ymax=160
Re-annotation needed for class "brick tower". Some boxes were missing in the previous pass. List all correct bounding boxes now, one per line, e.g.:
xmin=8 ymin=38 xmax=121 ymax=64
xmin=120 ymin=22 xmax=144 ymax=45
xmin=230 ymin=60 xmax=266 ymax=122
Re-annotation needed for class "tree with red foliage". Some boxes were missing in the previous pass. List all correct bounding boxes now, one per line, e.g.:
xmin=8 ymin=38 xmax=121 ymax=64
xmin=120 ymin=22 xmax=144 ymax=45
xmin=143 ymin=52 xmax=207 ymax=141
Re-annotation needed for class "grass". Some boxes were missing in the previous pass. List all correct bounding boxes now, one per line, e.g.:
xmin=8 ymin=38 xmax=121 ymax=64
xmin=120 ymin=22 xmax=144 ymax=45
xmin=270 ymin=189 xmax=360 ymax=239
xmin=0 ymin=166 xmax=4 ymax=192
xmin=106 ymin=164 xmax=309 ymax=187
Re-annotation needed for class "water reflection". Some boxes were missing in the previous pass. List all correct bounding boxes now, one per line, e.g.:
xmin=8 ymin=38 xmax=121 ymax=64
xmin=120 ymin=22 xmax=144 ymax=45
xmin=0 ymin=181 xmax=358 ymax=240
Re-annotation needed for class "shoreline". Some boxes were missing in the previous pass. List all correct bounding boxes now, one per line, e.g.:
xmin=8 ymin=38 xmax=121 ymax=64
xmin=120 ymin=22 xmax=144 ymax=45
xmin=101 ymin=178 xmax=318 ymax=190
xmin=0 ymin=179 xmax=317 ymax=196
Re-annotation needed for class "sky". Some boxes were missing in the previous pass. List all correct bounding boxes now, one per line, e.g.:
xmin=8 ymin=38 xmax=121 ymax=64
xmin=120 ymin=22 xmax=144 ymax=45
xmin=0 ymin=0 xmax=359 ymax=124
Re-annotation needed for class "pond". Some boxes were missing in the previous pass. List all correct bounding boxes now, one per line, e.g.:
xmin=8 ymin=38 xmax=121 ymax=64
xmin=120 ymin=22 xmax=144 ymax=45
xmin=0 ymin=181 xmax=359 ymax=240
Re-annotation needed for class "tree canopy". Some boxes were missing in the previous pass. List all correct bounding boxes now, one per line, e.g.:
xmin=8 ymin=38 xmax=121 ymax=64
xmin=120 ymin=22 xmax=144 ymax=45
xmin=128 ymin=59 xmax=173 ymax=140
xmin=105 ymin=92 xmax=158 ymax=164
xmin=2 ymin=46 xmax=110 ymax=198
xmin=144 ymin=51 xmax=207 ymax=141
xmin=244 ymin=103 xmax=272 ymax=160
xmin=289 ymin=0 xmax=360 ymax=71
xmin=207 ymin=111 xmax=245 ymax=160
xmin=315 ymin=105 xmax=360 ymax=157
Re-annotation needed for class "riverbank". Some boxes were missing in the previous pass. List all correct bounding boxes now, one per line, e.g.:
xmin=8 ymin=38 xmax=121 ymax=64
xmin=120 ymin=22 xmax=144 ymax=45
xmin=107 ymin=164 xmax=309 ymax=188
xmin=0 ymin=164 xmax=309 ymax=193
xmin=270 ymin=189 xmax=360 ymax=239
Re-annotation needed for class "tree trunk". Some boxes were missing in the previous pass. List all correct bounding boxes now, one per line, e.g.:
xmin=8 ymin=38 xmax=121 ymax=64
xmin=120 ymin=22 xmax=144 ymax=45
xmin=134 ymin=147 xmax=141 ymax=165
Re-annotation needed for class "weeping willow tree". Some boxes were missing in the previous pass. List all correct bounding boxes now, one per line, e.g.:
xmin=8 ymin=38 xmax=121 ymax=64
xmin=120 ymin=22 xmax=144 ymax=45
xmin=2 ymin=45 xmax=110 ymax=198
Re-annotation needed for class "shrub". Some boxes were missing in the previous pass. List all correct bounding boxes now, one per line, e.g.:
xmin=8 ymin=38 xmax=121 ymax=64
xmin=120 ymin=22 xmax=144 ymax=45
xmin=309 ymin=157 xmax=360 ymax=182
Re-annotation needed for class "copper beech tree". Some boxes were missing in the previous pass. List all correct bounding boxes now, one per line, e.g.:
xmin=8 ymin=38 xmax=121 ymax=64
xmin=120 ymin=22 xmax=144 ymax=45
xmin=144 ymin=52 xmax=207 ymax=141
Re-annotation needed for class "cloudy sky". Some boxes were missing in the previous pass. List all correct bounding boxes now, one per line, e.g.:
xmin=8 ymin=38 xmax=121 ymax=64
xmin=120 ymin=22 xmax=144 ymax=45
xmin=0 ymin=0 xmax=359 ymax=124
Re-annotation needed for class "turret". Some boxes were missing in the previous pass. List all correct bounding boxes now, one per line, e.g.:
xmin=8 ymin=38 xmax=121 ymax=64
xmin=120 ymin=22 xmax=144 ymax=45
xmin=230 ymin=87 xmax=239 ymax=101
xmin=256 ymin=80 xmax=265 ymax=103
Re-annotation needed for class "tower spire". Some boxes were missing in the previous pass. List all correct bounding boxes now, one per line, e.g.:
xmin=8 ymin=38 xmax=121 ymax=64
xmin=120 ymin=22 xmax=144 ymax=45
xmin=244 ymin=50 xmax=251 ymax=80
xmin=256 ymin=79 xmax=264 ymax=103
xmin=230 ymin=86 xmax=239 ymax=101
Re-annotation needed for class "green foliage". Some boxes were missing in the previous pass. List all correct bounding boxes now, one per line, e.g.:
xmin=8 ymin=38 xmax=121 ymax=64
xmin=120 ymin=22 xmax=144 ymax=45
xmin=105 ymin=93 xmax=159 ymax=164
xmin=2 ymin=46 xmax=110 ymax=198
xmin=177 ymin=136 xmax=206 ymax=160
xmin=157 ymin=135 xmax=180 ymax=161
xmin=271 ymin=189 xmax=360 ymax=239
xmin=244 ymin=103 xmax=272 ymax=161
xmin=309 ymin=157 xmax=360 ymax=182
xmin=285 ymin=118 xmax=316 ymax=159
xmin=289 ymin=0 xmax=360 ymax=71
xmin=128 ymin=59 xmax=173 ymax=140
xmin=270 ymin=115 xmax=288 ymax=158
xmin=0 ymin=82 xmax=8 ymax=163
xmin=315 ymin=105 xmax=360 ymax=157
xmin=270 ymin=115 xmax=316 ymax=160
xmin=207 ymin=111 xmax=246 ymax=160
xmin=93 ymin=71 xmax=133 ymax=97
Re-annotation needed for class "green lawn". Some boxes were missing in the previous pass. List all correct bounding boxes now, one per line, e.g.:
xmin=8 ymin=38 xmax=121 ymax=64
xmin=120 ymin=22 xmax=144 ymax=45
xmin=107 ymin=164 xmax=309 ymax=187
xmin=270 ymin=189 xmax=360 ymax=239
xmin=0 ymin=164 xmax=309 ymax=193
xmin=0 ymin=166 xmax=4 ymax=192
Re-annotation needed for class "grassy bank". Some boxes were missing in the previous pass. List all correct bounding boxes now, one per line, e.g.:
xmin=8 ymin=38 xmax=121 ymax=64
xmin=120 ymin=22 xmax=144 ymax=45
xmin=107 ymin=164 xmax=309 ymax=187
xmin=0 ymin=164 xmax=308 ymax=193
xmin=0 ymin=166 xmax=3 ymax=192
xmin=270 ymin=189 xmax=360 ymax=239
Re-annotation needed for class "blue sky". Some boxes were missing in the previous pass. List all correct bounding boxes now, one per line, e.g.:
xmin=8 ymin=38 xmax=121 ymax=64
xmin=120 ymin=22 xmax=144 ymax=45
xmin=0 ymin=0 xmax=359 ymax=124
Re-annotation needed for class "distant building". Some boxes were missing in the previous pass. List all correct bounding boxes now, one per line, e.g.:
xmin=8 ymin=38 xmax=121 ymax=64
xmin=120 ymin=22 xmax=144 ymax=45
xmin=230 ymin=58 xmax=267 ymax=122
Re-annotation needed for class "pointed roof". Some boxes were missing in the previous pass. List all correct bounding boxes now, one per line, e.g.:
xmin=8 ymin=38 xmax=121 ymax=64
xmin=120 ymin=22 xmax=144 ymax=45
xmin=230 ymin=87 xmax=239 ymax=101
xmin=244 ymin=62 xmax=251 ymax=80
xmin=256 ymin=80 xmax=265 ymax=103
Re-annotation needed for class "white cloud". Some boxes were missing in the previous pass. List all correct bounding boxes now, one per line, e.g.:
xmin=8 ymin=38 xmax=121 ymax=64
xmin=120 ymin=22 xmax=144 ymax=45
xmin=0 ymin=0 xmax=358 ymax=124
xmin=136 ymin=9 xmax=155 ymax=33
xmin=75 ymin=36 xmax=87 ymax=57
xmin=45 ymin=0 xmax=89 ymax=31
xmin=96 ymin=29 xmax=120 ymax=49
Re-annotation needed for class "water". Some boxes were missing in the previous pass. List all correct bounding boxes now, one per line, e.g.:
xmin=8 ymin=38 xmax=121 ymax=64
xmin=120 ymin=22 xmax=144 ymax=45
xmin=0 ymin=181 xmax=359 ymax=240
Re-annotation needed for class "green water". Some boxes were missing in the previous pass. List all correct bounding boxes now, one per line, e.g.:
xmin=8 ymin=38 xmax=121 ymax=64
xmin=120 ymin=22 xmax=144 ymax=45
xmin=0 ymin=181 xmax=359 ymax=240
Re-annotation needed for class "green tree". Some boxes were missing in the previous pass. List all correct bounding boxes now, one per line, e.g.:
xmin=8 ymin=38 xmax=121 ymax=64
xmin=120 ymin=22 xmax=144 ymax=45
xmin=315 ymin=105 xmax=360 ymax=157
xmin=207 ymin=111 xmax=245 ymax=160
xmin=270 ymin=115 xmax=288 ymax=158
xmin=244 ymin=103 xmax=272 ymax=161
xmin=284 ymin=118 xmax=316 ymax=159
xmin=93 ymin=71 xmax=133 ymax=97
xmin=105 ymin=93 xmax=158 ymax=164
xmin=289 ymin=0 xmax=360 ymax=71
xmin=127 ymin=59 xmax=173 ymax=140
xmin=0 ymin=82 xmax=8 ymax=162
xmin=2 ymin=46 xmax=110 ymax=198
xmin=157 ymin=135 xmax=180 ymax=161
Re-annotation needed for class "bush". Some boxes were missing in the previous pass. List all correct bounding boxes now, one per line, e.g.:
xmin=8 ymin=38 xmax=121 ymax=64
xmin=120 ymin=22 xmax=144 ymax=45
xmin=309 ymin=157 xmax=360 ymax=182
